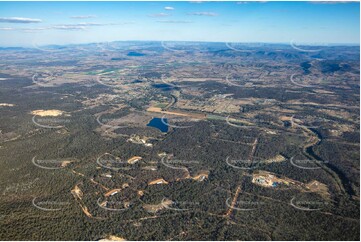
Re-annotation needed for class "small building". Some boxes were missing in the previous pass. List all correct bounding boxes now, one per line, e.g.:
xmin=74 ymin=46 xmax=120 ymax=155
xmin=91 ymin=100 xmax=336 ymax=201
xmin=158 ymin=152 xmax=167 ymax=157
xmin=101 ymin=173 xmax=112 ymax=178
xmin=127 ymin=156 xmax=142 ymax=164
xmin=148 ymin=178 xmax=168 ymax=185
xmin=142 ymin=166 xmax=157 ymax=171
xmin=104 ymin=189 xmax=121 ymax=197
xmin=192 ymin=172 xmax=209 ymax=182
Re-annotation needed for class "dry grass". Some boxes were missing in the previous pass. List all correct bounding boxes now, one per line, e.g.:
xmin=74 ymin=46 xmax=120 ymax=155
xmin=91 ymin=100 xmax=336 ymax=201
xmin=31 ymin=109 xmax=64 ymax=117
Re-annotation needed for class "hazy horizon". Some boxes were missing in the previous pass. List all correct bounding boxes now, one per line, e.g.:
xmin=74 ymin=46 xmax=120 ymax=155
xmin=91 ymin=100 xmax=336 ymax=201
xmin=1 ymin=40 xmax=360 ymax=49
xmin=0 ymin=1 xmax=359 ymax=47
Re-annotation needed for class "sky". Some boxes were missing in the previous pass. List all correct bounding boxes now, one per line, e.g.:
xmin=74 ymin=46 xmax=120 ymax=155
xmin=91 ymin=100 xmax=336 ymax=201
xmin=0 ymin=1 xmax=359 ymax=47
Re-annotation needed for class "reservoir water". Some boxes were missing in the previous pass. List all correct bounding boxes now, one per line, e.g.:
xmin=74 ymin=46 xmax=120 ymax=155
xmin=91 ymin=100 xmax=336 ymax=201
xmin=147 ymin=117 xmax=168 ymax=132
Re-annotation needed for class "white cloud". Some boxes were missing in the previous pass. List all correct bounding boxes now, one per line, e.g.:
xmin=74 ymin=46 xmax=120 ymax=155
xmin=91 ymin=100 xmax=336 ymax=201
xmin=21 ymin=27 xmax=49 ymax=33
xmin=18 ymin=22 xmax=128 ymax=32
xmin=49 ymin=22 xmax=121 ymax=30
xmin=0 ymin=21 xmax=133 ymax=33
xmin=164 ymin=7 xmax=175 ymax=10
xmin=51 ymin=25 xmax=87 ymax=30
xmin=0 ymin=17 xmax=42 ymax=23
xmin=20 ymin=25 xmax=86 ymax=31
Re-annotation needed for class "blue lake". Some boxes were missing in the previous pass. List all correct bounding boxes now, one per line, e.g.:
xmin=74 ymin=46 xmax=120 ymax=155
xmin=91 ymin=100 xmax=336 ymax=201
xmin=147 ymin=117 xmax=168 ymax=132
